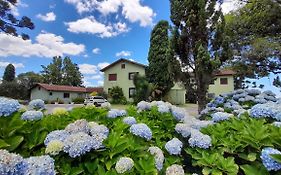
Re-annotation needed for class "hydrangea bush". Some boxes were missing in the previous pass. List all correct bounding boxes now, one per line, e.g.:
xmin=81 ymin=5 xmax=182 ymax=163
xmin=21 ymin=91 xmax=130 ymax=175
xmin=0 ymin=97 xmax=20 ymax=117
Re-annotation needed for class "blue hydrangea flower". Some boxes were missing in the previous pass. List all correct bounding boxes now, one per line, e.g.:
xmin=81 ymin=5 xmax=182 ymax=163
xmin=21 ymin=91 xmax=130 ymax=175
xmin=233 ymin=93 xmax=247 ymax=101
xmin=165 ymin=138 xmax=183 ymax=155
xmin=188 ymin=129 xmax=212 ymax=149
xmin=249 ymin=102 xmax=281 ymax=120
xmin=165 ymin=164 xmax=184 ymax=175
xmin=107 ymin=109 xmax=126 ymax=118
xmin=0 ymin=149 xmax=27 ymax=175
xmin=213 ymin=96 xmax=225 ymax=105
xmin=118 ymin=110 xmax=127 ymax=116
xmin=115 ymin=157 xmax=134 ymax=174
xmin=130 ymin=123 xmax=152 ymax=140
xmin=148 ymin=146 xmax=164 ymax=171
xmin=254 ymin=98 xmax=268 ymax=104
xmin=63 ymin=132 xmax=102 ymax=158
xmin=137 ymin=101 xmax=151 ymax=111
xmin=24 ymin=155 xmax=55 ymax=175
xmin=65 ymin=119 xmax=90 ymax=134
xmin=175 ymin=123 xmax=191 ymax=138
xmin=191 ymin=120 xmax=214 ymax=130
xmin=123 ymin=117 xmax=137 ymax=126
xmin=44 ymin=130 xmax=70 ymax=146
xmin=246 ymin=89 xmax=261 ymax=96
xmin=158 ymin=104 xmax=170 ymax=113
xmin=260 ymin=147 xmax=281 ymax=171
xmin=21 ymin=110 xmax=44 ymax=121
xmin=264 ymin=90 xmax=276 ymax=97
xmin=89 ymin=124 xmax=109 ymax=137
xmin=0 ymin=97 xmax=20 ymax=117
xmin=171 ymin=107 xmax=186 ymax=121
xmin=28 ymin=99 xmax=45 ymax=110
xmin=211 ymin=112 xmax=232 ymax=122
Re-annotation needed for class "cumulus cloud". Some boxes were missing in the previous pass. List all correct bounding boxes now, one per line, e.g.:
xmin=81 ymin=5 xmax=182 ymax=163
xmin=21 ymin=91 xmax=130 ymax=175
xmin=65 ymin=16 xmax=129 ymax=38
xmin=98 ymin=62 xmax=110 ymax=69
xmin=116 ymin=50 xmax=131 ymax=57
xmin=0 ymin=61 xmax=24 ymax=68
xmin=79 ymin=64 xmax=98 ymax=74
xmin=92 ymin=48 xmax=101 ymax=54
xmin=37 ymin=12 xmax=56 ymax=22
xmin=64 ymin=0 xmax=155 ymax=27
xmin=0 ymin=32 xmax=85 ymax=58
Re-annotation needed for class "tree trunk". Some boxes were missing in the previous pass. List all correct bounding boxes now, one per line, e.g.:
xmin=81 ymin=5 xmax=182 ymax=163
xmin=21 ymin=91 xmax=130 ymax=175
xmin=197 ymin=87 xmax=208 ymax=113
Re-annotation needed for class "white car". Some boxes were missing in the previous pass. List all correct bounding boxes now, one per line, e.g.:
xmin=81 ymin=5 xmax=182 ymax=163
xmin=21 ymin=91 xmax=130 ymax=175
xmin=84 ymin=96 xmax=108 ymax=106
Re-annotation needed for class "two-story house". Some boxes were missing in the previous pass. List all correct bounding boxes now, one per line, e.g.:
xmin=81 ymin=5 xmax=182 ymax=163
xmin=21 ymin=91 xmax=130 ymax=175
xmin=100 ymin=59 xmax=146 ymax=102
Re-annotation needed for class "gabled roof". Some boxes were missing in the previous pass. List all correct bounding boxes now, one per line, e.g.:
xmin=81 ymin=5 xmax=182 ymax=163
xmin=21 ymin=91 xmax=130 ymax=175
xmin=214 ymin=70 xmax=236 ymax=76
xmin=33 ymin=83 xmax=103 ymax=93
xmin=100 ymin=58 xmax=147 ymax=72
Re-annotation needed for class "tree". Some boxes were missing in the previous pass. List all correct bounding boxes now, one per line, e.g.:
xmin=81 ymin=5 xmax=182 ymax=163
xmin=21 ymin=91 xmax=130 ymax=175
xmin=3 ymin=63 xmax=15 ymax=82
xmin=108 ymin=86 xmax=127 ymax=104
xmin=170 ymin=0 xmax=227 ymax=112
xmin=273 ymin=76 xmax=281 ymax=89
xmin=0 ymin=0 xmax=34 ymax=40
xmin=133 ymin=74 xmax=152 ymax=103
xmin=225 ymin=0 xmax=281 ymax=87
xmin=0 ymin=81 xmax=25 ymax=99
xmin=146 ymin=20 xmax=174 ymax=99
xmin=41 ymin=56 xmax=83 ymax=86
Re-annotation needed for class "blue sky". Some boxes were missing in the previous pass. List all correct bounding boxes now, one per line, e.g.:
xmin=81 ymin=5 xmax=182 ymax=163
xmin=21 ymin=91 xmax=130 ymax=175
xmin=0 ymin=0 xmax=279 ymax=95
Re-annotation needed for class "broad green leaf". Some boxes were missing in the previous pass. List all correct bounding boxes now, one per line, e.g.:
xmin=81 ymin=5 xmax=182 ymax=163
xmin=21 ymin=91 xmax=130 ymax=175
xmin=0 ymin=139 xmax=10 ymax=148
xmin=270 ymin=154 xmax=281 ymax=164
xmin=240 ymin=164 xmax=269 ymax=175
xmin=6 ymin=136 xmax=24 ymax=151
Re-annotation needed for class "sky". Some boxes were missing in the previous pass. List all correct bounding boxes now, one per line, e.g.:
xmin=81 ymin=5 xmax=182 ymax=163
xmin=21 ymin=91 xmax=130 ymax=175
xmin=0 ymin=0 xmax=279 ymax=95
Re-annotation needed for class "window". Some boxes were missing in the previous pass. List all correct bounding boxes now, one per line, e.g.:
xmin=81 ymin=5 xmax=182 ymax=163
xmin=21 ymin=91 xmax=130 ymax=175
xmin=121 ymin=63 xmax=125 ymax=69
xmin=64 ymin=93 xmax=70 ymax=98
xmin=210 ymin=79 xmax=215 ymax=85
xmin=220 ymin=78 xmax=228 ymax=85
xmin=49 ymin=92 xmax=53 ymax=96
xmin=108 ymin=74 xmax=117 ymax=81
xmin=129 ymin=88 xmax=136 ymax=98
xmin=129 ymin=72 xmax=139 ymax=80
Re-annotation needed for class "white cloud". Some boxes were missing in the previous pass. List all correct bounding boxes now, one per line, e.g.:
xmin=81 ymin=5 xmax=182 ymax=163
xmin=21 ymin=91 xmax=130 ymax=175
xmin=0 ymin=32 xmax=85 ymax=58
xmin=65 ymin=16 xmax=129 ymax=38
xmin=88 ymin=75 xmax=102 ymax=80
xmin=97 ymin=62 xmax=110 ymax=69
xmin=0 ymin=61 xmax=24 ymax=68
xmin=98 ymin=80 xmax=104 ymax=86
xmin=64 ymin=0 xmax=155 ymax=27
xmin=116 ymin=50 xmax=131 ymax=57
xmin=37 ymin=12 xmax=56 ymax=22
xmin=92 ymin=48 xmax=101 ymax=54
xmin=221 ymin=0 xmax=245 ymax=14
xmin=78 ymin=64 xmax=97 ymax=74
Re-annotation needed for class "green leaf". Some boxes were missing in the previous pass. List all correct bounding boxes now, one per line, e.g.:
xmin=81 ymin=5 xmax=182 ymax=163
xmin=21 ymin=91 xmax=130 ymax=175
xmin=0 ymin=139 xmax=10 ymax=148
xmin=97 ymin=165 xmax=106 ymax=175
xmin=202 ymin=167 xmax=212 ymax=175
xmin=240 ymin=164 xmax=269 ymax=175
xmin=6 ymin=136 xmax=24 ymax=151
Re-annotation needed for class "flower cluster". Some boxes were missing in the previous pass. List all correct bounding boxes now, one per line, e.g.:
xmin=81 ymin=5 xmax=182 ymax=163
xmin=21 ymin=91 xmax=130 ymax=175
xmin=130 ymin=123 xmax=152 ymax=140
xmin=28 ymin=99 xmax=45 ymax=110
xmin=175 ymin=123 xmax=191 ymax=138
xmin=165 ymin=164 xmax=184 ymax=175
xmin=115 ymin=157 xmax=134 ymax=174
xmin=273 ymin=122 xmax=281 ymax=127
xmin=107 ymin=109 xmax=127 ymax=118
xmin=65 ymin=119 xmax=91 ymax=134
xmin=0 ymin=97 xmax=20 ymax=117
xmin=250 ymin=102 xmax=281 ymax=120
xmin=148 ymin=146 xmax=164 ymax=171
xmin=211 ymin=112 xmax=232 ymax=122
xmin=21 ymin=110 xmax=44 ymax=121
xmin=0 ymin=149 xmax=55 ymax=175
xmin=260 ymin=147 xmax=281 ymax=171
xmin=137 ymin=101 xmax=151 ymax=111
xmin=171 ymin=107 xmax=186 ymax=121
xmin=0 ymin=149 xmax=27 ymax=174
xmin=63 ymin=132 xmax=102 ymax=158
xmin=123 ymin=117 xmax=137 ymax=126
xmin=158 ymin=104 xmax=170 ymax=113
xmin=188 ymin=129 xmax=212 ymax=149
xmin=44 ymin=119 xmax=109 ymax=158
xmin=52 ymin=107 xmax=68 ymax=115
xmin=165 ymin=138 xmax=183 ymax=155
xmin=24 ymin=155 xmax=55 ymax=175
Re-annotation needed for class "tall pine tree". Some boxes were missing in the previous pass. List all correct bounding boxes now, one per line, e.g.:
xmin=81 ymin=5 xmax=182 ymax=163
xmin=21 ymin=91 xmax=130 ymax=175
xmin=146 ymin=20 xmax=174 ymax=99
xmin=3 ymin=64 xmax=15 ymax=82
xmin=170 ymin=0 xmax=229 ymax=112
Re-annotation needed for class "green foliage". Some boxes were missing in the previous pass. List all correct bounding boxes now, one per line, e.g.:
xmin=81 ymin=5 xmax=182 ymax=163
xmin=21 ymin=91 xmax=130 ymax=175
xmin=41 ymin=56 xmax=83 ymax=86
xmin=0 ymin=81 xmax=27 ymax=100
xmin=72 ymin=97 xmax=84 ymax=104
xmin=132 ymin=74 xmax=152 ymax=103
xmin=146 ymin=20 xmax=174 ymax=97
xmin=3 ymin=63 xmax=15 ymax=82
xmin=108 ymin=86 xmax=127 ymax=105
xmin=0 ymin=0 xmax=34 ymax=40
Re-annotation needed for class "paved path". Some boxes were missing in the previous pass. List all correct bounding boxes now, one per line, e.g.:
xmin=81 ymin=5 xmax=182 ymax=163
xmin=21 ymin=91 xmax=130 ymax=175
xmin=45 ymin=104 xmax=83 ymax=114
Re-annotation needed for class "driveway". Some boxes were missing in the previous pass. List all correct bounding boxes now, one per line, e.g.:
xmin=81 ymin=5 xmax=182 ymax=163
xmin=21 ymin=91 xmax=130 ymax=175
xmin=45 ymin=104 xmax=84 ymax=114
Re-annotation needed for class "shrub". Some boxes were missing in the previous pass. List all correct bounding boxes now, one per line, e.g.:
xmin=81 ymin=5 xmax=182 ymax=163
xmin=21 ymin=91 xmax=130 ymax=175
xmin=108 ymin=86 xmax=127 ymax=104
xmin=72 ymin=97 xmax=84 ymax=104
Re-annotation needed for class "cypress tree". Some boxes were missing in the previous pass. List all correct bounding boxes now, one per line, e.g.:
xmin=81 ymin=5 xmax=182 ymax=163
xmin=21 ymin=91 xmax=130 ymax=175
xmin=3 ymin=64 xmax=16 ymax=82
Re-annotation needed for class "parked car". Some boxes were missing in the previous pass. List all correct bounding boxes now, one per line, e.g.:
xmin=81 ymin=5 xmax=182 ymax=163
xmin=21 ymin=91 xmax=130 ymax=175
xmin=84 ymin=96 xmax=107 ymax=106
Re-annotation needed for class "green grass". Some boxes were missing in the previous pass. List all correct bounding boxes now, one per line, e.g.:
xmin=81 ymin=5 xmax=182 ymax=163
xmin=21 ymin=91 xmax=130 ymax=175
xmin=110 ymin=104 xmax=131 ymax=110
